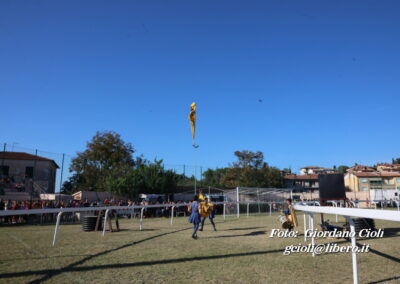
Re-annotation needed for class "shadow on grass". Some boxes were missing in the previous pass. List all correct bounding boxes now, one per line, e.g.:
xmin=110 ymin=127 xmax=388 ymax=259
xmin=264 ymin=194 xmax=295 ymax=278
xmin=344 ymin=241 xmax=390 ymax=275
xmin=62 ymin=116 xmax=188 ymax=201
xmin=356 ymin=242 xmax=400 ymax=263
xmin=368 ymin=275 xmax=400 ymax=284
xmin=0 ymin=249 xmax=284 ymax=281
xmin=379 ymin=227 xmax=400 ymax=237
xmin=309 ymin=238 xmax=400 ymax=263
xmin=226 ymin=226 xmax=266 ymax=231
xmin=210 ymin=231 xmax=266 ymax=238
xmin=307 ymin=236 xmax=400 ymax=263
xmin=21 ymin=226 xmax=193 ymax=284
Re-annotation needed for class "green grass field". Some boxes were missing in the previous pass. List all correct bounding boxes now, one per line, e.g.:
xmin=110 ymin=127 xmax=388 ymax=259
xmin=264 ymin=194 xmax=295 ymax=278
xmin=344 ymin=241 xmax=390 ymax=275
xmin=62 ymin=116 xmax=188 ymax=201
xmin=0 ymin=213 xmax=399 ymax=284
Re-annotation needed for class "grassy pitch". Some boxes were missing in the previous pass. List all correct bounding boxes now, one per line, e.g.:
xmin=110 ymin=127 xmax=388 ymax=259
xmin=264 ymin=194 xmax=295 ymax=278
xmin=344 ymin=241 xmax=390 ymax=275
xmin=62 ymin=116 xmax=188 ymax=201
xmin=0 ymin=213 xmax=399 ymax=284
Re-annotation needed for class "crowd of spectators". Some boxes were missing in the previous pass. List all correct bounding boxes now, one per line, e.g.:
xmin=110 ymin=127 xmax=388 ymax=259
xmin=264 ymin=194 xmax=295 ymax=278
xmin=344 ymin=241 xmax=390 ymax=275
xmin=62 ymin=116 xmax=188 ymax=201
xmin=0 ymin=198 xmax=199 ymax=225
xmin=3 ymin=196 xmax=397 ymax=225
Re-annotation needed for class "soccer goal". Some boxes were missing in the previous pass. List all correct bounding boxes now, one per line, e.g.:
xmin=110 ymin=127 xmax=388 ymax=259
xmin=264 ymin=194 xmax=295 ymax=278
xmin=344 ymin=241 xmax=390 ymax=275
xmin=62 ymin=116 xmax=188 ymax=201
xmin=221 ymin=187 xmax=293 ymax=217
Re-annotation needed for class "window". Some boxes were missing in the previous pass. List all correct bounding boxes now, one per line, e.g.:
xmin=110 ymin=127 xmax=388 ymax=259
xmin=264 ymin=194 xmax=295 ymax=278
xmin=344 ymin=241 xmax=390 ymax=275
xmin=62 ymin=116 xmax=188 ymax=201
xmin=361 ymin=179 xmax=368 ymax=183
xmin=361 ymin=187 xmax=369 ymax=191
xmin=385 ymin=179 xmax=394 ymax=185
xmin=397 ymin=178 xmax=400 ymax=183
xmin=25 ymin=167 xmax=34 ymax=178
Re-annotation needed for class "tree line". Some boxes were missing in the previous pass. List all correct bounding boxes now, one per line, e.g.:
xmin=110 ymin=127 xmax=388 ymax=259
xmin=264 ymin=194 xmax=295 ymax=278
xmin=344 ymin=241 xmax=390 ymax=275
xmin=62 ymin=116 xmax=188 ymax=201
xmin=61 ymin=131 xmax=284 ymax=198
xmin=62 ymin=131 xmax=399 ymax=198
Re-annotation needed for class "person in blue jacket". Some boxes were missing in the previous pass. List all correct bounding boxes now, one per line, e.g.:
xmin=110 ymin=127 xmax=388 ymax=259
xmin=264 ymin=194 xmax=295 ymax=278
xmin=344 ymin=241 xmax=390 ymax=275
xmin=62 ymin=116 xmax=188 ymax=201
xmin=188 ymin=195 xmax=201 ymax=239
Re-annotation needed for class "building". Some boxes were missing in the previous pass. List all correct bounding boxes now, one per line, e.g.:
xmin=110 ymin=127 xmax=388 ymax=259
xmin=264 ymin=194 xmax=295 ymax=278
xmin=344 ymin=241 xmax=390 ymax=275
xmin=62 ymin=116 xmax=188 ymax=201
xmin=284 ymin=165 xmax=337 ymax=191
xmin=300 ymin=166 xmax=336 ymax=175
xmin=376 ymin=163 xmax=400 ymax=173
xmin=0 ymin=152 xmax=59 ymax=194
xmin=344 ymin=164 xmax=400 ymax=192
xmin=283 ymin=174 xmax=319 ymax=191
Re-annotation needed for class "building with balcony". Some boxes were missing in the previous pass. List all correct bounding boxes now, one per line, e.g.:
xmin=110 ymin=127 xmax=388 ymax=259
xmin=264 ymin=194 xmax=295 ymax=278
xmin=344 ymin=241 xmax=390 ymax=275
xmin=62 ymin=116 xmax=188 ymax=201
xmin=344 ymin=164 xmax=400 ymax=192
xmin=300 ymin=166 xmax=336 ymax=175
xmin=283 ymin=174 xmax=320 ymax=192
xmin=0 ymin=152 xmax=59 ymax=196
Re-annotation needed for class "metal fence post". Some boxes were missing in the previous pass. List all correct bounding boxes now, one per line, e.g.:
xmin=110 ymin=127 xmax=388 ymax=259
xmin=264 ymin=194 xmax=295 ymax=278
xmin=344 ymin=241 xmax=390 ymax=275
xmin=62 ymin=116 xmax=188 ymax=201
xmin=52 ymin=212 xmax=63 ymax=246
xmin=102 ymin=209 xmax=110 ymax=236
xmin=223 ymin=203 xmax=226 ymax=220
xmin=269 ymin=202 xmax=272 ymax=216
xmin=236 ymin=187 xmax=240 ymax=218
xmin=310 ymin=213 xmax=315 ymax=257
xmin=170 ymin=206 xmax=175 ymax=225
xmin=140 ymin=207 xmax=146 ymax=230
xmin=346 ymin=216 xmax=359 ymax=284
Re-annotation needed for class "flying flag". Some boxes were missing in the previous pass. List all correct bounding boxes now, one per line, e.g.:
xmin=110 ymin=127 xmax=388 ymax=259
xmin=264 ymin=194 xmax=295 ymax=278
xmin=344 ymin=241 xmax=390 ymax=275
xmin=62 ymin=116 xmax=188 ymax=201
xmin=188 ymin=102 xmax=199 ymax=148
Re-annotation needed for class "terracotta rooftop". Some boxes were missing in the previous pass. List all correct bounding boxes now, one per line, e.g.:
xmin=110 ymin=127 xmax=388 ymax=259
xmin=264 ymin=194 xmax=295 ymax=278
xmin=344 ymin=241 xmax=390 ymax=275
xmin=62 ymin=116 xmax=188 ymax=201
xmin=351 ymin=172 xmax=400 ymax=177
xmin=0 ymin=152 xmax=59 ymax=168
xmin=348 ymin=165 xmax=376 ymax=172
xmin=301 ymin=166 xmax=322 ymax=169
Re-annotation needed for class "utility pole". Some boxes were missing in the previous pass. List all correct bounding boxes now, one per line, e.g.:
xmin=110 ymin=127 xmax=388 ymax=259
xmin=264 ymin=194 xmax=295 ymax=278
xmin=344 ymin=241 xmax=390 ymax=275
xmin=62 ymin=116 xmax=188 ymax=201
xmin=1 ymin=144 xmax=6 ymax=178
xmin=31 ymin=149 xmax=38 ymax=203
xmin=59 ymin=153 xmax=65 ymax=202
xmin=194 ymin=166 xmax=197 ymax=195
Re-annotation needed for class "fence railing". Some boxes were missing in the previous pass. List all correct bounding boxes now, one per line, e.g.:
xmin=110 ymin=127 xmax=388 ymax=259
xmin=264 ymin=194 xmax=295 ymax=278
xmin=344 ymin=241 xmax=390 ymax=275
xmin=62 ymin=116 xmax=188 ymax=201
xmin=293 ymin=204 xmax=400 ymax=284
xmin=1 ymin=199 xmax=399 ymax=246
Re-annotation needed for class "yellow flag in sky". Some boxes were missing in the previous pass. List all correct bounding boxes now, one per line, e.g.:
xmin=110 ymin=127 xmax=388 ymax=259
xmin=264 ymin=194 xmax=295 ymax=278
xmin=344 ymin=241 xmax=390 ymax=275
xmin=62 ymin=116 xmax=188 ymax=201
xmin=188 ymin=102 xmax=196 ymax=140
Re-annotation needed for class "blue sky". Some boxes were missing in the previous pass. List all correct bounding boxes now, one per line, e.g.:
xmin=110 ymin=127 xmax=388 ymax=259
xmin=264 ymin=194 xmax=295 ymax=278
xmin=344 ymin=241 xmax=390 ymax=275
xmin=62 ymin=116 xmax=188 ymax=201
xmin=1 ymin=0 xmax=399 ymax=184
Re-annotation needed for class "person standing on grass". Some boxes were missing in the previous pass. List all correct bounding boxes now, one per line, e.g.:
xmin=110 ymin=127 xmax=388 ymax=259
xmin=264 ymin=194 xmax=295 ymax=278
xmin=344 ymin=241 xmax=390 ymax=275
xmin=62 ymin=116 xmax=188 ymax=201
xmin=188 ymin=195 xmax=201 ymax=239
xmin=199 ymin=197 xmax=216 ymax=232
xmin=282 ymin=198 xmax=298 ymax=231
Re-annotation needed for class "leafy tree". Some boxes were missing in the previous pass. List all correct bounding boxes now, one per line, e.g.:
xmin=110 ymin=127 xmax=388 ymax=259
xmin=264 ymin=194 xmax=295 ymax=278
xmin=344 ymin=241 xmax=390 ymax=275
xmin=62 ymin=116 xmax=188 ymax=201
xmin=177 ymin=174 xmax=197 ymax=187
xmin=232 ymin=150 xmax=265 ymax=169
xmin=220 ymin=150 xmax=283 ymax=188
xmin=69 ymin=131 xmax=135 ymax=191
xmin=392 ymin=158 xmax=400 ymax=164
xmin=202 ymin=168 xmax=227 ymax=188
xmin=133 ymin=160 xmax=180 ymax=195
xmin=337 ymin=165 xmax=349 ymax=174
xmin=105 ymin=165 xmax=137 ymax=197
xmin=61 ymin=173 xmax=84 ymax=194
xmin=282 ymin=168 xmax=292 ymax=175
xmin=261 ymin=166 xmax=283 ymax=188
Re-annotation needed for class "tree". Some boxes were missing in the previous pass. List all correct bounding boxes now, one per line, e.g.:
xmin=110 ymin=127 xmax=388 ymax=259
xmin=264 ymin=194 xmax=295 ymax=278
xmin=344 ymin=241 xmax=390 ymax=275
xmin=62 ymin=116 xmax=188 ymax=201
xmin=61 ymin=173 xmax=84 ymax=194
xmin=105 ymin=165 xmax=137 ymax=198
xmin=202 ymin=168 xmax=227 ymax=188
xmin=337 ymin=165 xmax=349 ymax=174
xmin=392 ymin=158 xmax=400 ymax=164
xmin=220 ymin=150 xmax=282 ymax=188
xmin=68 ymin=131 xmax=136 ymax=192
xmin=133 ymin=160 xmax=180 ymax=195
xmin=232 ymin=150 xmax=265 ymax=169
